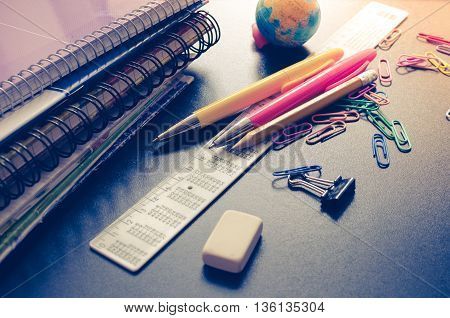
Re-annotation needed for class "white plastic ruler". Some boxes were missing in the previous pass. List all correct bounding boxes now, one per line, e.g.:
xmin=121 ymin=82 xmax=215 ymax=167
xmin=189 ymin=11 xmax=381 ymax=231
xmin=321 ymin=1 xmax=408 ymax=57
xmin=90 ymin=101 xmax=272 ymax=272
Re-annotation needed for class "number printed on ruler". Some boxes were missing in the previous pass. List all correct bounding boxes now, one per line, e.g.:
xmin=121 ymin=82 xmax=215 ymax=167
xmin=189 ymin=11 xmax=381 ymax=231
xmin=320 ymin=1 xmax=408 ymax=56
xmin=90 ymin=144 xmax=270 ymax=272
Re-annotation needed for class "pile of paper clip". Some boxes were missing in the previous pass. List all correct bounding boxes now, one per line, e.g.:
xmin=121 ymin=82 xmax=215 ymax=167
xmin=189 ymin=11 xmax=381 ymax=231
xmin=272 ymin=33 xmax=450 ymax=167
xmin=417 ymin=32 xmax=450 ymax=55
xmin=396 ymin=33 xmax=450 ymax=76
xmin=377 ymin=29 xmax=450 ymax=58
xmin=396 ymin=32 xmax=450 ymax=121
xmin=337 ymin=83 xmax=412 ymax=169
xmin=272 ymin=74 xmax=411 ymax=169
xmin=272 ymin=110 xmax=361 ymax=150
xmin=397 ymin=52 xmax=450 ymax=76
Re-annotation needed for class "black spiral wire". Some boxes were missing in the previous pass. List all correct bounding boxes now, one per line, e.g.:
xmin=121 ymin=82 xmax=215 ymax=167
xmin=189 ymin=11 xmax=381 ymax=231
xmin=0 ymin=11 xmax=220 ymax=210
xmin=0 ymin=0 xmax=202 ymax=115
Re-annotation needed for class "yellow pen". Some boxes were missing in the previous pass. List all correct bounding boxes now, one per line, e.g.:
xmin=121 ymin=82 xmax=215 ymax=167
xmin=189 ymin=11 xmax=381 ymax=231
xmin=155 ymin=48 xmax=344 ymax=141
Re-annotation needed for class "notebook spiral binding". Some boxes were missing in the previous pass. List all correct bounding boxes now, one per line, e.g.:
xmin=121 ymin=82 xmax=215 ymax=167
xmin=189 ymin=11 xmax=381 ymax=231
xmin=0 ymin=0 xmax=203 ymax=116
xmin=0 ymin=10 xmax=220 ymax=210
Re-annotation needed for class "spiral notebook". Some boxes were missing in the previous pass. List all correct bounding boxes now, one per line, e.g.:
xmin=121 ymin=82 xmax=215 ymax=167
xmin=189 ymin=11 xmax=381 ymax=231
xmin=0 ymin=0 xmax=220 ymax=261
xmin=0 ymin=0 xmax=206 ymax=143
xmin=0 ymin=0 xmax=203 ymax=112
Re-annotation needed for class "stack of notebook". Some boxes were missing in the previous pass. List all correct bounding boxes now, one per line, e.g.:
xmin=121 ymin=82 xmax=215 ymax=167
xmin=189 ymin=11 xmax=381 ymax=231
xmin=0 ymin=0 xmax=220 ymax=261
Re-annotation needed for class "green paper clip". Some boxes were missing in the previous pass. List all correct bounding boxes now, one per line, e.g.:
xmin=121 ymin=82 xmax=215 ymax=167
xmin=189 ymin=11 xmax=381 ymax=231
xmin=366 ymin=110 xmax=395 ymax=140
xmin=391 ymin=120 xmax=412 ymax=152
xmin=335 ymin=100 xmax=379 ymax=112
xmin=341 ymin=98 xmax=378 ymax=106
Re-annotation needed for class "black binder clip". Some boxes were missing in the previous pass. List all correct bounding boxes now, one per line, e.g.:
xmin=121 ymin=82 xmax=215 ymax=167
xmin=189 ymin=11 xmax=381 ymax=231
xmin=288 ymin=173 xmax=356 ymax=210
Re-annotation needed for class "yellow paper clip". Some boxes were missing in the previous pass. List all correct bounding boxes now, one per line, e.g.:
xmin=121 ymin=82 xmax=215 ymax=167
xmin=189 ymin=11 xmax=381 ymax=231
xmin=426 ymin=51 xmax=450 ymax=76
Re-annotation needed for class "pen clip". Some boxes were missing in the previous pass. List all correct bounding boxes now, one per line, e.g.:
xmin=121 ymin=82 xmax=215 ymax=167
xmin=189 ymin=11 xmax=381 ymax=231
xmin=281 ymin=60 xmax=335 ymax=93
xmin=325 ymin=60 xmax=370 ymax=91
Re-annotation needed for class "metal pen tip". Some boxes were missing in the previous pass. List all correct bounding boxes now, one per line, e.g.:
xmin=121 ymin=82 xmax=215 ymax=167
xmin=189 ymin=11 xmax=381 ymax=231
xmin=153 ymin=137 xmax=160 ymax=143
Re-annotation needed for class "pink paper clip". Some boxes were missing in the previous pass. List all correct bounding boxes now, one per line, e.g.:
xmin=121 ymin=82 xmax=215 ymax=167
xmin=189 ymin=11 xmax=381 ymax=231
xmin=436 ymin=44 xmax=450 ymax=56
xmin=378 ymin=29 xmax=402 ymax=50
xmin=365 ymin=91 xmax=390 ymax=106
xmin=312 ymin=110 xmax=360 ymax=124
xmin=272 ymin=122 xmax=313 ymax=147
xmin=378 ymin=59 xmax=392 ymax=86
xmin=347 ymin=83 xmax=376 ymax=99
xmin=347 ymin=83 xmax=389 ymax=105
xmin=397 ymin=54 xmax=437 ymax=71
xmin=306 ymin=121 xmax=347 ymax=145
xmin=417 ymin=33 xmax=450 ymax=46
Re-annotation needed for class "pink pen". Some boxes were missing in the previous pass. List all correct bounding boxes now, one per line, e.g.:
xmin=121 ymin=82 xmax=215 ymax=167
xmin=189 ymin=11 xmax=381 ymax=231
xmin=212 ymin=49 xmax=377 ymax=147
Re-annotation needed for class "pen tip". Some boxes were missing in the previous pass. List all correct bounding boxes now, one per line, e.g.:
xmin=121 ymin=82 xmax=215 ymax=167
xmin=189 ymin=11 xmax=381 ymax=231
xmin=153 ymin=137 xmax=160 ymax=143
xmin=208 ymin=142 xmax=216 ymax=149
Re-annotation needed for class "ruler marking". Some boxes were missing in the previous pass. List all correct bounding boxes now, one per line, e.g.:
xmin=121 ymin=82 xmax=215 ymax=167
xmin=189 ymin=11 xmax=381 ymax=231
xmin=90 ymin=144 xmax=269 ymax=271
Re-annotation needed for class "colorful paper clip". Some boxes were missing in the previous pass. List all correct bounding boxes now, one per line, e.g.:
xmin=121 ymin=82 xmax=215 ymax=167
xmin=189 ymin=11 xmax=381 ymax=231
xmin=372 ymin=133 xmax=390 ymax=169
xmin=391 ymin=120 xmax=412 ymax=153
xmin=335 ymin=100 xmax=379 ymax=112
xmin=378 ymin=59 xmax=392 ymax=86
xmin=311 ymin=110 xmax=360 ymax=124
xmin=378 ymin=29 xmax=401 ymax=50
xmin=367 ymin=110 xmax=411 ymax=152
xmin=426 ymin=51 xmax=450 ymax=76
xmin=436 ymin=44 xmax=450 ymax=56
xmin=306 ymin=121 xmax=347 ymax=145
xmin=366 ymin=110 xmax=395 ymax=140
xmin=347 ymin=83 xmax=376 ymax=99
xmin=417 ymin=33 xmax=450 ymax=46
xmin=364 ymin=90 xmax=390 ymax=106
xmin=272 ymin=122 xmax=313 ymax=149
xmin=273 ymin=165 xmax=322 ymax=177
xmin=397 ymin=54 xmax=438 ymax=71
xmin=347 ymin=84 xmax=389 ymax=106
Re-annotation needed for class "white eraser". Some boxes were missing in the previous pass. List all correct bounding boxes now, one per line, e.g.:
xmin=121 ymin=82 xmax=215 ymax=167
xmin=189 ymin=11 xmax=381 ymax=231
xmin=202 ymin=210 xmax=262 ymax=273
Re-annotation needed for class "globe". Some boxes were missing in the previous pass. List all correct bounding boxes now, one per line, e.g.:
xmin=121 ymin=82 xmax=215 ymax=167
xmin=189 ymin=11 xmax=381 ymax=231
xmin=256 ymin=0 xmax=321 ymax=48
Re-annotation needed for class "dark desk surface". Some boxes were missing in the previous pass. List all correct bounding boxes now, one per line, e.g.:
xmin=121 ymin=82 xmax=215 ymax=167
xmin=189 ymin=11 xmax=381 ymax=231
xmin=1 ymin=0 xmax=449 ymax=297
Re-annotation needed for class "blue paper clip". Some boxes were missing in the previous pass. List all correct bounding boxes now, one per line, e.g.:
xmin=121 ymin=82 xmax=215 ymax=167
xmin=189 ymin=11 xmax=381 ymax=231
xmin=273 ymin=165 xmax=322 ymax=177
xmin=372 ymin=134 xmax=390 ymax=168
